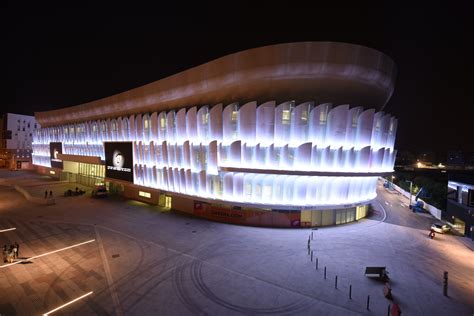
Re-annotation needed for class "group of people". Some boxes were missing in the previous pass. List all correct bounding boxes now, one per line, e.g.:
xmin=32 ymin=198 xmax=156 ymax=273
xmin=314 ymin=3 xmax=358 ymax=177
xmin=3 ymin=242 xmax=20 ymax=263
xmin=44 ymin=190 xmax=53 ymax=199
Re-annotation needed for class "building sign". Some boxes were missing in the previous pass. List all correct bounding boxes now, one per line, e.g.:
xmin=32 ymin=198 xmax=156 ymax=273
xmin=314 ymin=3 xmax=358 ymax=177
xmin=104 ymin=142 xmax=134 ymax=182
xmin=49 ymin=142 xmax=63 ymax=169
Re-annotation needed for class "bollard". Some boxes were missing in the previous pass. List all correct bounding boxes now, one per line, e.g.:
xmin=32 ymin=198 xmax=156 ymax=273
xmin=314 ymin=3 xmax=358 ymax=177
xmin=443 ymin=271 xmax=448 ymax=296
xmin=324 ymin=266 xmax=327 ymax=279
xmin=349 ymin=284 xmax=352 ymax=299
xmin=387 ymin=303 xmax=391 ymax=316
xmin=311 ymin=250 xmax=313 ymax=262
xmin=316 ymin=258 xmax=318 ymax=270
xmin=335 ymin=275 xmax=338 ymax=289
xmin=311 ymin=231 xmax=313 ymax=240
xmin=366 ymin=295 xmax=370 ymax=310
xmin=308 ymin=246 xmax=310 ymax=255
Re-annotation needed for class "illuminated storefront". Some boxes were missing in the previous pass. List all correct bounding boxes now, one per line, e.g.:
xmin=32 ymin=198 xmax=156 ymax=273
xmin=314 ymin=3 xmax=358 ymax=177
xmin=32 ymin=42 xmax=398 ymax=227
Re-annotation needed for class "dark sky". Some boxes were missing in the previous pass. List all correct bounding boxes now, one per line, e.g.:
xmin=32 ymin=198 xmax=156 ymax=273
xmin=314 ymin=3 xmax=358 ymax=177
xmin=4 ymin=2 xmax=473 ymax=156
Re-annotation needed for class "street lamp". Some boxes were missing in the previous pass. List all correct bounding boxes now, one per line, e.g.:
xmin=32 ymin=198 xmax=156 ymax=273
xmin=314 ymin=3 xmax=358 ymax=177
xmin=406 ymin=180 xmax=413 ymax=208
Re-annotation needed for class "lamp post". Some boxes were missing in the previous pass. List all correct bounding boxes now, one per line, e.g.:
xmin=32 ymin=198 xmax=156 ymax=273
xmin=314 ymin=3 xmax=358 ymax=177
xmin=406 ymin=180 xmax=413 ymax=208
xmin=391 ymin=175 xmax=395 ymax=189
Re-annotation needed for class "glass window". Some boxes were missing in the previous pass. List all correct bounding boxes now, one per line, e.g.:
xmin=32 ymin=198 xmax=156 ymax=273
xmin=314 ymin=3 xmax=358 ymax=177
xmin=282 ymin=110 xmax=291 ymax=125
xmin=301 ymin=110 xmax=308 ymax=122
xmin=319 ymin=109 xmax=327 ymax=125
xmin=160 ymin=116 xmax=166 ymax=129
xmin=231 ymin=110 xmax=238 ymax=122
xmin=245 ymin=183 xmax=252 ymax=199
xmin=352 ymin=112 xmax=358 ymax=127
xmin=375 ymin=118 xmax=381 ymax=132
xmin=201 ymin=112 xmax=209 ymax=125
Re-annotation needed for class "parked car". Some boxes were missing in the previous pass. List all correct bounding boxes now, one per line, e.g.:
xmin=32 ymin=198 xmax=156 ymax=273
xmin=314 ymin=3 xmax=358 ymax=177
xmin=431 ymin=222 xmax=450 ymax=234
xmin=91 ymin=184 xmax=107 ymax=198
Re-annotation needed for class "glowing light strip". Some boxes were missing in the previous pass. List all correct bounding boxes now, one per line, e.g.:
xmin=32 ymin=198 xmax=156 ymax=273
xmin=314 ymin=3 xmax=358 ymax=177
xmin=0 ymin=239 xmax=95 ymax=268
xmin=43 ymin=291 xmax=93 ymax=315
xmin=0 ymin=228 xmax=16 ymax=233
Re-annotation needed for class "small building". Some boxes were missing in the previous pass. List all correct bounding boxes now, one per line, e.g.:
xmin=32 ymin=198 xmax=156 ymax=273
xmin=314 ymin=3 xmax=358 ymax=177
xmin=446 ymin=173 xmax=474 ymax=239
xmin=0 ymin=113 xmax=40 ymax=169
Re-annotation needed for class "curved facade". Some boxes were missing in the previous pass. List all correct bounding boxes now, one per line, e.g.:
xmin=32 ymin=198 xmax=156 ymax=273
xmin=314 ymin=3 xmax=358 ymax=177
xmin=33 ymin=42 xmax=398 ymax=227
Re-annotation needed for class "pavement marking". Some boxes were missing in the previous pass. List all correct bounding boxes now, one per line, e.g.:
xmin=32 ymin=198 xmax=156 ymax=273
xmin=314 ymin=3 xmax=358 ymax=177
xmin=96 ymin=225 xmax=360 ymax=315
xmin=0 ymin=239 xmax=95 ymax=268
xmin=42 ymin=290 xmax=93 ymax=315
xmin=0 ymin=227 xmax=16 ymax=233
xmin=94 ymin=226 xmax=124 ymax=316
xmin=378 ymin=202 xmax=387 ymax=222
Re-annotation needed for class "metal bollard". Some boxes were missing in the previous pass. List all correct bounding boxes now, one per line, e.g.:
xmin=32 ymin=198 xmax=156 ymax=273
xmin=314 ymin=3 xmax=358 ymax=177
xmin=311 ymin=231 xmax=313 ymax=240
xmin=349 ymin=284 xmax=352 ymax=299
xmin=316 ymin=258 xmax=318 ymax=270
xmin=324 ymin=266 xmax=327 ymax=279
xmin=443 ymin=271 xmax=448 ymax=296
xmin=366 ymin=295 xmax=370 ymax=310
xmin=311 ymin=250 xmax=313 ymax=262
xmin=335 ymin=275 xmax=338 ymax=289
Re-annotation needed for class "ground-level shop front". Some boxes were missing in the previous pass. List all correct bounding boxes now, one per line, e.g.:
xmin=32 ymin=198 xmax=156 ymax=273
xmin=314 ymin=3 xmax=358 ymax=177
xmin=115 ymin=182 xmax=370 ymax=228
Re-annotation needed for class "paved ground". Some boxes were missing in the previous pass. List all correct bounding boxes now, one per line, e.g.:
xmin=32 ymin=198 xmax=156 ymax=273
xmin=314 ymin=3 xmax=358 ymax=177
xmin=0 ymin=169 xmax=473 ymax=315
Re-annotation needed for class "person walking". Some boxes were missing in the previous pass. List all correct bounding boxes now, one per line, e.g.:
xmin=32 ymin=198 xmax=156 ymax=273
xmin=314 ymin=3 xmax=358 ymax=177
xmin=12 ymin=243 xmax=18 ymax=259
xmin=2 ymin=245 xmax=7 ymax=263
xmin=49 ymin=190 xmax=53 ymax=198
xmin=45 ymin=190 xmax=48 ymax=199
xmin=14 ymin=242 xmax=19 ymax=258
xmin=8 ymin=244 xmax=14 ymax=263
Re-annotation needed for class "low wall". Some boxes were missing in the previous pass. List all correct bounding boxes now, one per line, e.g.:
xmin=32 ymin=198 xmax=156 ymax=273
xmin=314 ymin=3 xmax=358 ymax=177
xmin=14 ymin=185 xmax=55 ymax=205
xmin=386 ymin=180 xmax=442 ymax=219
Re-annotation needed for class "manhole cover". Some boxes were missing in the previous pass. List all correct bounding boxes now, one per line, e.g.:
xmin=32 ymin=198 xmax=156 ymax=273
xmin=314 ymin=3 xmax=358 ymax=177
xmin=112 ymin=254 xmax=120 ymax=258
xmin=192 ymin=231 xmax=197 ymax=233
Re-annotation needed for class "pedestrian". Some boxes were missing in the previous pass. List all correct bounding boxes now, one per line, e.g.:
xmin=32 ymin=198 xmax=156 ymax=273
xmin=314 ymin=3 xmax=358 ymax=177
xmin=8 ymin=245 xmax=14 ymax=263
xmin=2 ymin=245 xmax=7 ymax=263
xmin=45 ymin=190 xmax=48 ymax=199
xmin=14 ymin=242 xmax=19 ymax=258
xmin=12 ymin=243 xmax=18 ymax=259
xmin=49 ymin=190 xmax=53 ymax=198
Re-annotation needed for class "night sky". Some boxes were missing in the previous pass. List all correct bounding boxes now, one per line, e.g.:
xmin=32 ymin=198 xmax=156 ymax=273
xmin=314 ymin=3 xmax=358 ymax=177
xmin=5 ymin=3 xmax=473 ymax=156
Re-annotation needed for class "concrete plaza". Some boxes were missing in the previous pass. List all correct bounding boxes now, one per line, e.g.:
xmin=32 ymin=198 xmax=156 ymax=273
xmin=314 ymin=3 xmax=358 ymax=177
xmin=0 ymin=170 xmax=473 ymax=315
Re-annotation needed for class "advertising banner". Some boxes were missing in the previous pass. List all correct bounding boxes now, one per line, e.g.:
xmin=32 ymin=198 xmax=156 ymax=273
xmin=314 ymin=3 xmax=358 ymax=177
xmin=104 ymin=142 xmax=134 ymax=182
xmin=49 ymin=142 xmax=63 ymax=169
xmin=193 ymin=201 xmax=301 ymax=227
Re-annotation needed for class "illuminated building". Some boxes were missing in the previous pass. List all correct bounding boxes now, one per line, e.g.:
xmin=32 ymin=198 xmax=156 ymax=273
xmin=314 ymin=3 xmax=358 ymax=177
xmin=0 ymin=113 xmax=39 ymax=169
xmin=447 ymin=174 xmax=474 ymax=239
xmin=32 ymin=42 xmax=398 ymax=227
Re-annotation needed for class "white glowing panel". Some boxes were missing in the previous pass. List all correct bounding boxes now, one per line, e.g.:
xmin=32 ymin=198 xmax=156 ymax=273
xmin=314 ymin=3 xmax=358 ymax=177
xmin=32 ymin=101 xmax=397 ymax=207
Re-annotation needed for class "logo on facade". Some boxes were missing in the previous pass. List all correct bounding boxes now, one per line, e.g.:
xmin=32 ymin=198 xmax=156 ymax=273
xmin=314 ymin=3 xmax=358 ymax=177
xmin=49 ymin=142 xmax=63 ymax=169
xmin=107 ymin=149 xmax=131 ymax=172
xmin=105 ymin=142 xmax=134 ymax=182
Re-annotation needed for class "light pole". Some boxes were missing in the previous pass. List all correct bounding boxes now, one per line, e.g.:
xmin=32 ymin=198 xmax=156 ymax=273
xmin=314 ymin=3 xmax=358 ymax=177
xmin=406 ymin=180 xmax=413 ymax=208
xmin=391 ymin=175 xmax=395 ymax=189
